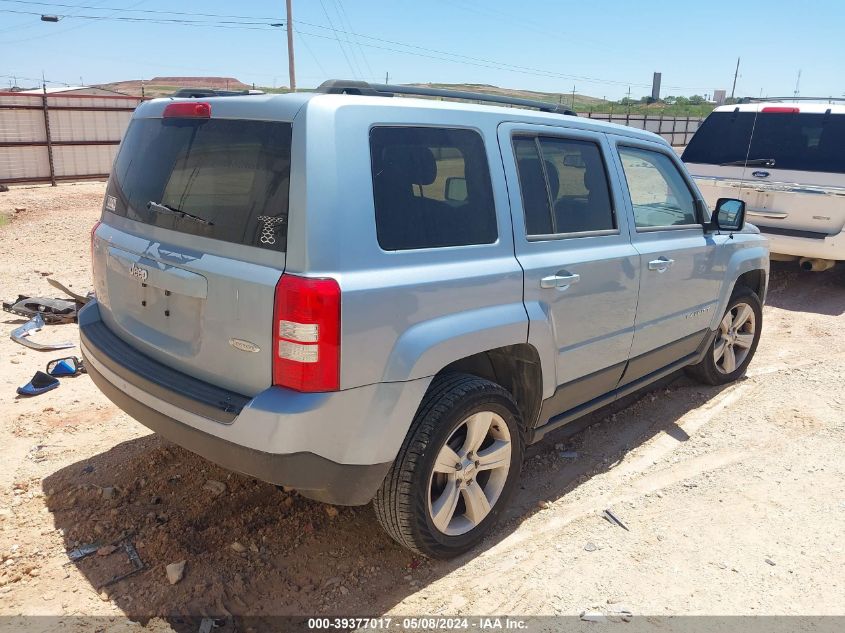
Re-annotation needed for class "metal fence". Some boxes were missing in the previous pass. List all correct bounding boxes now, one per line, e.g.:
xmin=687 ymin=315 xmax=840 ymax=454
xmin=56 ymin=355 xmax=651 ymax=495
xmin=579 ymin=111 xmax=703 ymax=147
xmin=0 ymin=90 xmax=144 ymax=185
xmin=0 ymin=94 xmax=702 ymax=185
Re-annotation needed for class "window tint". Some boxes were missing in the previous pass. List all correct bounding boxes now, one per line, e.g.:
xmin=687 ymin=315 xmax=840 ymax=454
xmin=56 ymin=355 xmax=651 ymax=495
xmin=109 ymin=118 xmax=292 ymax=250
xmin=681 ymin=111 xmax=845 ymax=174
xmin=370 ymin=127 xmax=497 ymax=250
xmin=513 ymin=135 xmax=614 ymax=236
xmin=618 ymin=147 xmax=697 ymax=229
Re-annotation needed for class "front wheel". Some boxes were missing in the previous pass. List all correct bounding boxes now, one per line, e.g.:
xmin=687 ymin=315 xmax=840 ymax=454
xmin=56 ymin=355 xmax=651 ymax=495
xmin=374 ymin=373 xmax=524 ymax=558
xmin=686 ymin=286 xmax=762 ymax=386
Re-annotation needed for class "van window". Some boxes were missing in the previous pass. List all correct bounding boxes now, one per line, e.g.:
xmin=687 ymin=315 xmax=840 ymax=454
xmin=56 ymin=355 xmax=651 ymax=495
xmin=619 ymin=147 xmax=697 ymax=229
xmin=370 ymin=127 xmax=497 ymax=250
xmin=682 ymin=111 xmax=845 ymax=174
xmin=513 ymin=135 xmax=615 ymax=236
xmin=108 ymin=117 xmax=292 ymax=250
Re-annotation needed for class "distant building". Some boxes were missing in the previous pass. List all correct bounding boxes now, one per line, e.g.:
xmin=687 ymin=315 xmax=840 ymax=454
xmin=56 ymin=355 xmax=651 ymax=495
xmin=651 ymin=72 xmax=662 ymax=101
xmin=713 ymin=89 xmax=727 ymax=106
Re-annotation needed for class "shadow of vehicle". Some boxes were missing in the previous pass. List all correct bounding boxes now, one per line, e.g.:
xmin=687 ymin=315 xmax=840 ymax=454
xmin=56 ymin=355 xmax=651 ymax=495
xmin=41 ymin=369 xmax=731 ymax=629
xmin=765 ymin=261 xmax=845 ymax=316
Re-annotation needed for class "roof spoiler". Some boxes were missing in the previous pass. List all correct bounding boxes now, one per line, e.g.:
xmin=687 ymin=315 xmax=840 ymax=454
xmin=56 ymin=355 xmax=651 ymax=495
xmin=315 ymin=80 xmax=577 ymax=116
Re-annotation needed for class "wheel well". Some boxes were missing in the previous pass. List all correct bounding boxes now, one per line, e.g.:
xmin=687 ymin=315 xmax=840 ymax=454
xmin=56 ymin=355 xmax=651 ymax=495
xmin=438 ymin=344 xmax=543 ymax=429
xmin=735 ymin=269 xmax=766 ymax=299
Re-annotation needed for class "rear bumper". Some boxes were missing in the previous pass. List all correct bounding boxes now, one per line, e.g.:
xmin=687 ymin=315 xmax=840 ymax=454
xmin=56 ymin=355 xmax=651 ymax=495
xmin=80 ymin=301 xmax=430 ymax=505
xmin=758 ymin=227 xmax=845 ymax=261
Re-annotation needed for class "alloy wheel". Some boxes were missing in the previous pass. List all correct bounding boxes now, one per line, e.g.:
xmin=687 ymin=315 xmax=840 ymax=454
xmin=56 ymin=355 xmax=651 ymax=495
xmin=427 ymin=410 xmax=512 ymax=536
xmin=714 ymin=301 xmax=756 ymax=374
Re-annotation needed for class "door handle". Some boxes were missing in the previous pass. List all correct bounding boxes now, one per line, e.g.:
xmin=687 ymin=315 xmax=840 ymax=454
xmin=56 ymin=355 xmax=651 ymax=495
xmin=648 ymin=257 xmax=675 ymax=272
xmin=540 ymin=272 xmax=580 ymax=289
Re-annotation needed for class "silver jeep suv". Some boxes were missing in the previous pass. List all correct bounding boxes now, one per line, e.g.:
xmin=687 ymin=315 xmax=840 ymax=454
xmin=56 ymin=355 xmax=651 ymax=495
xmin=82 ymin=81 xmax=769 ymax=558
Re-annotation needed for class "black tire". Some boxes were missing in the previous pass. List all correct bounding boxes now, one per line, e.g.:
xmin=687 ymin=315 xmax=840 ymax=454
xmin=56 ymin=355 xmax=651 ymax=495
xmin=686 ymin=286 xmax=762 ymax=386
xmin=373 ymin=373 xmax=524 ymax=559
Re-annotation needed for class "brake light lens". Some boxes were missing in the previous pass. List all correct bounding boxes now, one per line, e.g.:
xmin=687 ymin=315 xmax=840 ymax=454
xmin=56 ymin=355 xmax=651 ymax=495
xmin=272 ymin=274 xmax=341 ymax=392
xmin=163 ymin=102 xmax=211 ymax=118
xmin=761 ymin=106 xmax=799 ymax=113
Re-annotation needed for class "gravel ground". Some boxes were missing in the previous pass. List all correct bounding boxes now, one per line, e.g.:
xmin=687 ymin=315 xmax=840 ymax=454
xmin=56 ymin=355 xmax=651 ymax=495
xmin=0 ymin=183 xmax=843 ymax=627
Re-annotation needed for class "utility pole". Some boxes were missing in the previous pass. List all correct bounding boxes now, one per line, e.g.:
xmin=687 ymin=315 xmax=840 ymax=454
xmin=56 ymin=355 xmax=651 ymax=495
xmin=285 ymin=0 xmax=296 ymax=92
xmin=730 ymin=57 xmax=740 ymax=99
xmin=571 ymin=84 xmax=576 ymax=110
xmin=385 ymin=71 xmax=389 ymax=84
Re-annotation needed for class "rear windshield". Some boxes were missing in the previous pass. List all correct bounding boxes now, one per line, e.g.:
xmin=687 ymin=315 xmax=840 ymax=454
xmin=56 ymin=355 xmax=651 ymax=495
xmin=682 ymin=111 xmax=845 ymax=174
xmin=108 ymin=117 xmax=292 ymax=250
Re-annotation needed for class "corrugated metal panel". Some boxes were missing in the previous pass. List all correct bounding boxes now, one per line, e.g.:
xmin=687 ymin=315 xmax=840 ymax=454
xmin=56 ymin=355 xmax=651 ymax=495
xmin=48 ymin=109 xmax=133 ymax=142
xmin=0 ymin=94 xmax=42 ymax=107
xmin=53 ymin=144 xmax=116 ymax=177
xmin=46 ymin=95 xmax=142 ymax=109
xmin=0 ymin=146 xmax=50 ymax=180
xmin=0 ymin=108 xmax=47 ymax=142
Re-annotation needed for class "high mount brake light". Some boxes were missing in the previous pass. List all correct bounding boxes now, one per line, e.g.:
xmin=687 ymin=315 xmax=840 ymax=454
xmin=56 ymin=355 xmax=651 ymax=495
xmin=272 ymin=274 xmax=341 ymax=392
xmin=761 ymin=106 xmax=799 ymax=113
xmin=162 ymin=102 xmax=211 ymax=118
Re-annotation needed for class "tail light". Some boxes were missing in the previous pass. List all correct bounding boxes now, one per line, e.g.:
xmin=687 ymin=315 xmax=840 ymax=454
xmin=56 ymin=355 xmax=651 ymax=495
xmin=272 ymin=274 xmax=341 ymax=392
xmin=761 ymin=106 xmax=799 ymax=113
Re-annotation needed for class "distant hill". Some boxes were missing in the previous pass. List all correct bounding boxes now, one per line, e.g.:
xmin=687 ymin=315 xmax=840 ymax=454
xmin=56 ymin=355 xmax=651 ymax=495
xmin=98 ymin=76 xmax=252 ymax=97
xmin=409 ymin=83 xmax=607 ymax=109
xmin=92 ymin=77 xmax=712 ymax=115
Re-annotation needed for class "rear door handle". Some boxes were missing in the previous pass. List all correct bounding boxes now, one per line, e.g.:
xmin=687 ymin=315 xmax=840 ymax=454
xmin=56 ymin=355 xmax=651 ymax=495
xmin=540 ymin=272 xmax=580 ymax=289
xmin=648 ymin=257 xmax=675 ymax=272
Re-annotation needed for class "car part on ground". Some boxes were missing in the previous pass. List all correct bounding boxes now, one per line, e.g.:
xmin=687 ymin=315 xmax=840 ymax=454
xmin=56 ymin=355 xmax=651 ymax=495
xmin=46 ymin=277 xmax=93 ymax=304
xmin=16 ymin=370 xmax=60 ymax=397
xmin=47 ymin=356 xmax=86 ymax=377
xmin=3 ymin=294 xmax=78 ymax=324
xmin=10 ymin=313 xmax=74 ymax=351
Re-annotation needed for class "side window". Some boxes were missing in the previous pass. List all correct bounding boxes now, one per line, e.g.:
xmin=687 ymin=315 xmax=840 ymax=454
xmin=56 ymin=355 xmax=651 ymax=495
xmin=618 ymin=146 xmax=697 ymax=229
xmin=369 ymin=127 xmax=497 ymax=251
xmin=513 ymin=134 xmax=615 ymax=236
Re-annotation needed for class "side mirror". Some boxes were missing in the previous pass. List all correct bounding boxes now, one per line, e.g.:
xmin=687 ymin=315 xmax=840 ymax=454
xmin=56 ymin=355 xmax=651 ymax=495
xmin=445 ymin=176 xmax=468 ymax=203
xmin=712 ymin=198 xmax=746 ymax=232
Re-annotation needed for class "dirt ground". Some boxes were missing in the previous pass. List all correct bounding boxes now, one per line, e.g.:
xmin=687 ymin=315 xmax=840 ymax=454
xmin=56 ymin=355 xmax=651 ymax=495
xmin=1 ymin=183 xmax=843 ymax=627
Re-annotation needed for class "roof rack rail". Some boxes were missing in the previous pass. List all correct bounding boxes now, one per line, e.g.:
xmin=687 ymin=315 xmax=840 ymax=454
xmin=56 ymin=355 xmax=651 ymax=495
xmin=737 ymin=96 xmax=845 ymax=104
xmin=315 ymin=79 xmax=577 ymax=115
xmin=170 ymin=88 xmax=265 ymax=98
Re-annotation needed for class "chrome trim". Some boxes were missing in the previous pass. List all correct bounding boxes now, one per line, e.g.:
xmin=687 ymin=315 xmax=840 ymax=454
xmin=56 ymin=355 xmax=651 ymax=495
xmin=692 ymin=176 xmax=845 ymax=197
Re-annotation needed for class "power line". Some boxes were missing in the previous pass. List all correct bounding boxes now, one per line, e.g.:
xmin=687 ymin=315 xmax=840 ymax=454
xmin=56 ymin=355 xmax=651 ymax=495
xmin=333 ymin=0 xmax=374 ymax=81
xmin=0 ymin=9 xmax=280 ymax=29
xmin=0 ymin=0 xmax=707 ymax=92
xmin=316 ymin=0 xmax=359 ymax=80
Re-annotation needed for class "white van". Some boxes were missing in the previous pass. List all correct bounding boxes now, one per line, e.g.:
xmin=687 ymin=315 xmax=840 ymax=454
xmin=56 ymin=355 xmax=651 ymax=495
xmin=682 ymin=101 xmax=845 ymax=271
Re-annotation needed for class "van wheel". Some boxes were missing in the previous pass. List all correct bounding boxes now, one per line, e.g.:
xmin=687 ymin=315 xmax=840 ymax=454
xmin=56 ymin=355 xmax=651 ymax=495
xmin=374 ymin=373 xmax=524 ymax=559
xmin=686 ymin=286 xmax=762 ymax=386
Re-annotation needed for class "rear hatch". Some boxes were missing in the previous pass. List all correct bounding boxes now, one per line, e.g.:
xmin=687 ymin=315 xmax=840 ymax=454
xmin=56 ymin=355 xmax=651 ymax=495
xmin=93 ymin=102 xmax=293 ymax=396
xmin=682 ymin=108 xmax=845 ymax=236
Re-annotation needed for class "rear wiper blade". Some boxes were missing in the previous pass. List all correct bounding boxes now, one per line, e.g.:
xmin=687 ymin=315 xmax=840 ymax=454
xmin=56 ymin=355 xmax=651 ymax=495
xmin=147 ymin=201 xmax=213 ymax=226
xmin=719 ymin=158 xmax=776 ymax=167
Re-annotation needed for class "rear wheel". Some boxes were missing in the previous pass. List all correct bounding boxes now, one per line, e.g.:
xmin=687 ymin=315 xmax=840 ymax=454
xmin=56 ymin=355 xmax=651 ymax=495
xmin=686 ymin=286 xmax=762 ymax=385
xmin=374 ymin=373 xmax=524 ymax=558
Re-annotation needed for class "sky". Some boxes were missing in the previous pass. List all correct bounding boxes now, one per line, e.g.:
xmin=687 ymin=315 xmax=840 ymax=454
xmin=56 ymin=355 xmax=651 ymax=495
xmin=1 ymin=0 xmax=843 ymax=100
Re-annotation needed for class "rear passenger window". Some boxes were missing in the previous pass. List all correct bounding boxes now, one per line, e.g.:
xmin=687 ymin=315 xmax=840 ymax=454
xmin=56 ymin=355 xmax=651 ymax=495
xmin=513 ymin=135 xmax=615 ymax=236
xmin=370 ymin=127 xmax=497 ymax=250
